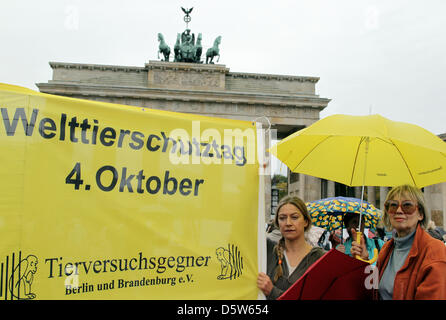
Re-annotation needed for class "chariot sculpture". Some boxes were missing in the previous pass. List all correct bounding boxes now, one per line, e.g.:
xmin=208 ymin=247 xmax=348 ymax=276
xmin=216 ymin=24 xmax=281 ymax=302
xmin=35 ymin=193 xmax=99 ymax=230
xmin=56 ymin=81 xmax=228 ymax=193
xmin=157 ymin=7 xmax=221 ymax=64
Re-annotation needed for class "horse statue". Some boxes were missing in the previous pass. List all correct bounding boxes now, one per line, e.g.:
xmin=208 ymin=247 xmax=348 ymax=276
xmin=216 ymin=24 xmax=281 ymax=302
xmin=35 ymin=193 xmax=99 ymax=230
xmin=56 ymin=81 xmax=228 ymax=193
xmin=206 ymin=36 xmax=221 ymax=64
xmin=157 ymin=33 xmax=170 ymax=61
xmin=174 ymin=33 xmax=181 ymax=62
xmin=194 ymin=33 xmax=202 ymax=63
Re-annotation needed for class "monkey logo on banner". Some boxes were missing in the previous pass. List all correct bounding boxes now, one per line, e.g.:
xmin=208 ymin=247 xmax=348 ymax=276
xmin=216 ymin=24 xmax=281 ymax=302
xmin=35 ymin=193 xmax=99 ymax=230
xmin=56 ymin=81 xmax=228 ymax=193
xmin=1 ymin=252 xmax=39 ymax=300
xmin=215 ymin=244 xmax=243 ymax=280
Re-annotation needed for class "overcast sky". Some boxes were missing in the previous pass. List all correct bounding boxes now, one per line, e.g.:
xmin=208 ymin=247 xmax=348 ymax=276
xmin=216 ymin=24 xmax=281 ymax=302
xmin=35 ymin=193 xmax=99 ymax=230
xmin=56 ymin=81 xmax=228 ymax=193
xmin=1 ymin=0 xmax=445 ymax=142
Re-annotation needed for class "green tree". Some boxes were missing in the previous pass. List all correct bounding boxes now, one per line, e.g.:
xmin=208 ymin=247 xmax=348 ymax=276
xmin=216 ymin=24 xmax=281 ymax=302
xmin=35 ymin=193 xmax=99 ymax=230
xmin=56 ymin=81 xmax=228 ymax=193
xmin=272 ymin=174 xmax=288 ymax=199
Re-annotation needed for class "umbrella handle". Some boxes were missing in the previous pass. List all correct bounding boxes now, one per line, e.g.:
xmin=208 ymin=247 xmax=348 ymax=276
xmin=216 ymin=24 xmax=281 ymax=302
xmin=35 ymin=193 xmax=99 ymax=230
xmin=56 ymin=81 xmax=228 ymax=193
xmin=354 ymin=231 xmax=379 ymax=264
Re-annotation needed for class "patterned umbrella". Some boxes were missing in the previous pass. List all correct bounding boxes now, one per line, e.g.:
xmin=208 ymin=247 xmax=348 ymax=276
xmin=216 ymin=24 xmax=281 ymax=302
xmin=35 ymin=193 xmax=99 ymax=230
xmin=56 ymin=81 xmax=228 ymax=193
xmin=306 ymin=197 xmax=382 ymax=232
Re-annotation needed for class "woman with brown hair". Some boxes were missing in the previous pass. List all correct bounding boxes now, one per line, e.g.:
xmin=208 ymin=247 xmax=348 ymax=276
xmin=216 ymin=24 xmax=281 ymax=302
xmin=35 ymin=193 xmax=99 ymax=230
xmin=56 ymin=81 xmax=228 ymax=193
xmin=257 ymin=195 xmax=326 ymax=299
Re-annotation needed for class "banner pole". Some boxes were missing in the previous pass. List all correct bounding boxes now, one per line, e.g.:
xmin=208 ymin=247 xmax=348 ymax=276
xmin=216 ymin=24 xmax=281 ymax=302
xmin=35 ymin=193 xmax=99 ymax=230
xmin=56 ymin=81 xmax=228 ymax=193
xmin=256 ymin=122 xmax=266 ymax=300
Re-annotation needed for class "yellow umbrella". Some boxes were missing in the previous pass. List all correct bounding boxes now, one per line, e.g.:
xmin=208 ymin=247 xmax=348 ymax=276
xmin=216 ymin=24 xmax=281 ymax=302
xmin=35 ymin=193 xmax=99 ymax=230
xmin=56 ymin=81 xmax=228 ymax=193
xmin=270 ymin=114 xmax=446 ymax=188
xmin=270 ymin=114 xmax=446 ymax=263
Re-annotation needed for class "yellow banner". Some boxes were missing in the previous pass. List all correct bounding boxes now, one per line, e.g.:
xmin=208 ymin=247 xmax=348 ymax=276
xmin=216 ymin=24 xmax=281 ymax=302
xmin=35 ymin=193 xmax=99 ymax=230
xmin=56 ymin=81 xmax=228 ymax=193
xmin=0 ymin=83 xmax=261 ymax=300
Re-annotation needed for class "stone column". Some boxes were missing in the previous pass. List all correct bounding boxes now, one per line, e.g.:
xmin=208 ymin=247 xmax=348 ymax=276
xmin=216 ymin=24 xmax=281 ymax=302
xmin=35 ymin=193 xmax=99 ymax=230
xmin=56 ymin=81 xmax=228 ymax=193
xmin=354 ymin=187 xmax=362 ymax=199
xmin=425 ymin=184 xmax=444 ymax=227
xmin=379 ymin=187 xmax=389 ymax=210
xmin=262 ymin=125 xmax=272 ymax=221
xmin=367 ymin=186 xmax=376 ymax=206
xmin=298 ymin=173 xmax=305 ymax=200
xmin=303 ymin=175 xmax=321 ymax=202
xmin=327 ymin=180 xmax=335 ymax=198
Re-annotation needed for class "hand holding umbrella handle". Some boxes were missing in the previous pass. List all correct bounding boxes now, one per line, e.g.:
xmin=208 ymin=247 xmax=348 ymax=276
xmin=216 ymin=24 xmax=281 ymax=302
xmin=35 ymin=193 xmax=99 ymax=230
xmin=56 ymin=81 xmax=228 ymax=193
xmin=354 ymin=231 xmax=378 ymax=264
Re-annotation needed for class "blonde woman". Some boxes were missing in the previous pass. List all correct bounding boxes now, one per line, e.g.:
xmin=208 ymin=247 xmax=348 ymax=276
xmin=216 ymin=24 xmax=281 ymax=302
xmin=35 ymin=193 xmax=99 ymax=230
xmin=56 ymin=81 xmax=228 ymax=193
xmin=376 ymin=185 xmax=446 ymax=300
xmin=257 ymin=196 xmax=325 ymax=299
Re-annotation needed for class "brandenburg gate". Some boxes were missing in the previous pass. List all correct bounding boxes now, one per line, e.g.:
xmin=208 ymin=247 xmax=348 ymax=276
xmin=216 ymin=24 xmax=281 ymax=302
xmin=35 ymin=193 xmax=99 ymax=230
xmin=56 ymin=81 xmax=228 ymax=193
xmin=38 ymin=7 xmax=413 ymax=221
